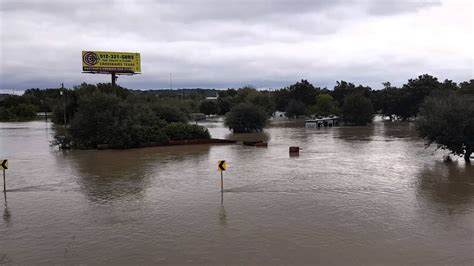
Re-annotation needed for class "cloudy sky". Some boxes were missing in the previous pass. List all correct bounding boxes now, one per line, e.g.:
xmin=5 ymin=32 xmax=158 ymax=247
xmin=0 ymin=0 xmax=472 ymax=91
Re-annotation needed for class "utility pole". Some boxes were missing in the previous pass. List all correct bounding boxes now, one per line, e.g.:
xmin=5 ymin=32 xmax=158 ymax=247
xmin=61 ymin=83 xmax=66 ymax=125
xmin=169 ymin=73 xmax=172 ymax=90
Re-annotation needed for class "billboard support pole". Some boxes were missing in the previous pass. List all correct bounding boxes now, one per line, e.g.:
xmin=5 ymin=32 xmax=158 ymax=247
xmin=111 ymin=72 xmax=117 ymax=95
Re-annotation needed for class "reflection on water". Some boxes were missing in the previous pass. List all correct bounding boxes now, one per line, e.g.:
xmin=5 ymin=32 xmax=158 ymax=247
xmin=334 ymin=124 xmax=376 ymax=141
xmin=218 ymin=205 xmax=227 ymax=226
xmin=417 ymin=162 xmax=474 ymax=205
xmin=225 ymin=131 xmax=271 ymax=143
xmin=3 ymin=205 xmax=11 ymax=224
xmin=381 ymin=121 xmax=418 ymax=139
xmin=1 ymin=120 xmax=473 ymax=265
xmin=62 ymin=145 xmax=213 ymax=203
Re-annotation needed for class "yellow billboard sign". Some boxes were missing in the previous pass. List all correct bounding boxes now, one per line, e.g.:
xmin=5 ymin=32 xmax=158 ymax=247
xmin=82 ymin=51 xmax=141 ymax=73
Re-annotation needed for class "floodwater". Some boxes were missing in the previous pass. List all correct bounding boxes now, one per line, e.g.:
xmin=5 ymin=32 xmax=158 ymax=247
xmin=0 ymin=119 xmax=473 ymax=265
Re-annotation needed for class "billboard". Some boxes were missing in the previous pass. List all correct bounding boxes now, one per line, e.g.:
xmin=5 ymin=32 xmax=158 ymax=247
xmin=82 ymin=51 xmax=141 ymax=73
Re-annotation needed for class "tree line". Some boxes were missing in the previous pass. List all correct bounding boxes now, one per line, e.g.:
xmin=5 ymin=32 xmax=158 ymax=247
xmin=196 ymin=74 xmax=473 ymax=126
xmin=199 ymin=74 xmax=473 ymax=161
xmin=0 ymin=74 xmax=472 ymax=158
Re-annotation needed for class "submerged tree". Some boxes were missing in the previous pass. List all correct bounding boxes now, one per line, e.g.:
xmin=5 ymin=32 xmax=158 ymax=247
xmin=284 ymin=99 xmax=306 ymax=118
xmin=416 ymin=92 xmax=474 ymax=162
xmin=342 ymin=92 xmax=374 ymax=125
xmin=224 ymin=103 xmax=267 ymax=133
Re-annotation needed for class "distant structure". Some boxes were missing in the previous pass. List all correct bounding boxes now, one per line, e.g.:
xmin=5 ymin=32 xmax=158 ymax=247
xmin=205 ymin=93 xmax=218 ymax=101
xmin=305 ymin=116 xmax=341 ymax=128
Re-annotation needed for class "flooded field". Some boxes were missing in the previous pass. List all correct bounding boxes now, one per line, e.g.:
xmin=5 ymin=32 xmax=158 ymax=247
xmin=1 ymin=119 xmax=473 ymax=265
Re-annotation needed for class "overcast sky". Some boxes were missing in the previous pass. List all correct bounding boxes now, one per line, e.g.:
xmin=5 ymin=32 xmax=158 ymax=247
xmin=0 ymin=0 xmax=472 ymax=91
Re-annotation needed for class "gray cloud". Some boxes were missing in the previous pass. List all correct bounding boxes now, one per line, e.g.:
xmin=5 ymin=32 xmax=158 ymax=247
xmin=0 ymin=0 xmax=471 ymax=92
xmin=366 ymin=0 xmax=441 ymax=15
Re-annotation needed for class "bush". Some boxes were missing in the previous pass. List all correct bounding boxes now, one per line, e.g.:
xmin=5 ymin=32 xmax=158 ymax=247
xmin=225 ymin=103 xmax=267 ymax=133
xmin=165 ymin=123 xmax=211 ymax=141
xmin=342 ymin=92 xmax=374 ymax=125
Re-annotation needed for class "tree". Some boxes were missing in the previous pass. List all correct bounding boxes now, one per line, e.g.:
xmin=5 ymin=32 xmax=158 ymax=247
xmin=218 ymin=88 xmax=238 ymax=98
xmin=224 ymin=103 xmax=267 ymax=133
xmin=287 ymin=79 xmax=319 ymax=106
xmin=285 ymin=99 xmax=306 ymax=118
xmin=56 ymin=90 xmax=211 ymax=149
xmin=416 ymin=92 xmax=474 ymax=162
xmin=342 ymin=92 xmax=374 ymax=125
xmin=309 ymin=93 xmax=339 ymax=117
xmin=237 ymin=85 xmax=258 ymax=99
xmin=378 ymin=86 xmax=405 ymax=120
xmin=400 ymin=74 xmax=441 ymax=119
xmin=459 ymin=80 xmax=474 ymax=95
xmin=331 ymin=80 xmax=356 ymax=106
xmin=152 ymin=105 xmax=188 ymax=123
xmin=273 ymin=88 xmax=291 ymax=111
xmin=217 ymin=98 xmax=232 ymax=115
xmin=247 ymin=92 xmax=276 ymax=116
xmin=0 ymin=105 xmax=33 ymax=121
xmin=199 ymin=100 xmax=218 ymax=115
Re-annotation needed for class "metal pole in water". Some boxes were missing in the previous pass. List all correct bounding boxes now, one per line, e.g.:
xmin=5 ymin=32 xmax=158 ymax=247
xmin=3 ymin=170 xmax=5 ymax=193
xmin=221 ymin=171 xmax=223 ymax=193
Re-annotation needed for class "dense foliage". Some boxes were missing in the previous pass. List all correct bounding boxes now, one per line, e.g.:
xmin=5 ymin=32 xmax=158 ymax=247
xmin=308 ymin=93 xmax=340 ymax=117
xmin=165 ymin=122 xmax=211 ymax=141
xmin=284 ymin=99 xmax=306 ymax=118
xmin=62 ymin=92 xmax=169 ymax=149
xmin=0 ymin=102 xmax=38 ymax=121
xmin=0 ymin=94 xmax=42 ymax=121
xmin=417 ymin=91 xmax=474 ymax=162
xmin=224 ymin=103 xmax=267 ymax=133
xmin=48 ymin=84 xmax=210 ymax=149
xmin=199 ymin=100 xmax=219 ymax=115
xmin=6 ymin=75 xmax=471 ymax=125
xmin=342 ymin=93 xmax=375 ymax=126
xmin=3 ymin=75 xmax=474 ymax=152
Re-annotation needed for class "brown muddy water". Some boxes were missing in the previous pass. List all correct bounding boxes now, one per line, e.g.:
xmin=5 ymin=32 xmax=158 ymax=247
xmin=0 ymin=119 xmax=473 ymax=265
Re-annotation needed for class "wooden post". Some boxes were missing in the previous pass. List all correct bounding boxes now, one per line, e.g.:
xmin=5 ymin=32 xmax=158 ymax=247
xmin=3 ymin=170 xmax=5 ymax=193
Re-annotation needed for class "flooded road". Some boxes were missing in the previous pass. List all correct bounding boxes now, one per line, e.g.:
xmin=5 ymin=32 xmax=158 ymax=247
xmin=1 ymin=119 xmax=473 ymax=265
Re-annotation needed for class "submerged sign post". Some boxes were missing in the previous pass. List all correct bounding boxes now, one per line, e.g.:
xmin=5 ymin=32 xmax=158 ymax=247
xmin=1 ymin=159 xmax=8 ymax=193
xmin=82 ymin=51 xmax=141 ymax=93
xmin=218 ymin=160 xmax=227 ymax=192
